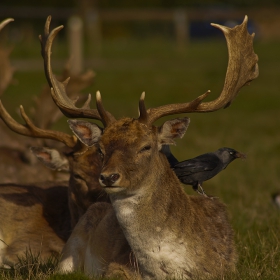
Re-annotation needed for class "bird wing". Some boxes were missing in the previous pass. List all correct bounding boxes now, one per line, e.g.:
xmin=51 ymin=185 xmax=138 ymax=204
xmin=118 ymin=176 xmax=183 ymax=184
xmin=173 ymin=154 xmax=220 ymax=176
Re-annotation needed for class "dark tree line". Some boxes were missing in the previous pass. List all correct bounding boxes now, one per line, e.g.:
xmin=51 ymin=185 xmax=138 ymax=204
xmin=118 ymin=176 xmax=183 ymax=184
xmin=1 ymin=0 xmax=279 ymax=8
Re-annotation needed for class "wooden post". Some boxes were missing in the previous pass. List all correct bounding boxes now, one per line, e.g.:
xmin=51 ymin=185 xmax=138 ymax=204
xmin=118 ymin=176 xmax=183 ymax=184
xmin=67 ymin=16 xmax=84 ymax=75
xmin=85 ymin=9 xmax=102 ymax=57
xmin=173 ymin=9 xmax=188 ymax=50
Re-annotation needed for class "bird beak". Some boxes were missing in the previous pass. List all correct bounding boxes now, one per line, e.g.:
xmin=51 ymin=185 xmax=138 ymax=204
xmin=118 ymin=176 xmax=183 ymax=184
xmin=235 ymin=151 xmax=247 ymax=159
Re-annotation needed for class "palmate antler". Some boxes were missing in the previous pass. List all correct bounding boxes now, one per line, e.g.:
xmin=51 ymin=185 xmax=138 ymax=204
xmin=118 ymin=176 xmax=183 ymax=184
xmin=41 ymin=15 xmax=258 ymax=128
xmin=136 ymin=15 xmax=259 ymax=125
xmin=39 ymin=16 xmax=115 ymax=126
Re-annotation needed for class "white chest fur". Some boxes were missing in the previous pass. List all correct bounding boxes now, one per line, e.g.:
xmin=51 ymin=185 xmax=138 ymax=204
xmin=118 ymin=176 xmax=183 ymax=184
xmin=112 ymin=196 xmax=195 ymax=279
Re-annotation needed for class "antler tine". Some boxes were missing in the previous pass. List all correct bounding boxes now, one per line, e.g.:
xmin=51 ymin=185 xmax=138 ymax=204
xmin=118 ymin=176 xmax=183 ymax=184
xmin=145 ymin=15 xmax=258 ymax=125
xmin=0 ymin=100 xmax=77 ymax=148
xmin=39 ymin=16 xmax=115 ymax=126
xmin=146 ymin=90 xmax=211 ymax=125
xmin=0 ymin=18 xmax=14 ymax=32
xmin=204 ymin=15 xmax=259 ymax=109
xmin=138 ymin=92 xmax=148 ymax=124
xmin=96 ymin=91 xmax=115 ymax=127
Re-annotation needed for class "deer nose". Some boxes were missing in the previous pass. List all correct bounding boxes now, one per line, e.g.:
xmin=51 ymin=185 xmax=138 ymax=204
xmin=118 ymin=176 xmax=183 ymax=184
xmin=99 ymin=173 xmax=120 ymax=186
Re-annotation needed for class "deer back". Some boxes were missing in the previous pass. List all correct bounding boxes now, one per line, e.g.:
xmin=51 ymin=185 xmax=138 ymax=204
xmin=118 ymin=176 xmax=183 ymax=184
xmin=0 ymin=181 xmax=71 ymax=266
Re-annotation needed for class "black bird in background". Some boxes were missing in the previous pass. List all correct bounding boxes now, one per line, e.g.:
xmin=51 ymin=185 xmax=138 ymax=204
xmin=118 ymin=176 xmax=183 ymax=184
xmin=271 ymin=192 xmax=280 ymax=208
xmin=162 ymin=146 xmax=246 ymax=197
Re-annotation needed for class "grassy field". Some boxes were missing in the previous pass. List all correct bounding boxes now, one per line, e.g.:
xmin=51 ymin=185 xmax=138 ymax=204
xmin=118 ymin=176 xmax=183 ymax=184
xmin=0 ymin=34 xmax=280 ymax=279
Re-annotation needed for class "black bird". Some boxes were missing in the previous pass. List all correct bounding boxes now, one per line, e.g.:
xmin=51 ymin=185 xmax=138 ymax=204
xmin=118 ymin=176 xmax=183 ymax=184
xmin=272 ymin=192 xmax=280 ymax=208
xmin=161 ymin=145 xmax=179 ymax=167
xmin=162 ymin=146 xmax=246 ymax=196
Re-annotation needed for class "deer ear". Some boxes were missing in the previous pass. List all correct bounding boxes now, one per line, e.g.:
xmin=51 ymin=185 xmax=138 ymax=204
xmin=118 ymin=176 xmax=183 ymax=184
xmin=67 ymin=119 xmax=102 ymax=147
xmin=158 ymin=117 xmax=190 ymax=147
xmin=30 ymin=147 xmax=69 ymax=172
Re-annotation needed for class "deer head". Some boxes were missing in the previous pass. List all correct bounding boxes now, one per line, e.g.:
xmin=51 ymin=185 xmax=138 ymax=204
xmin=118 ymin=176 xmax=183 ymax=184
xmin=91 ymin=115 xmax=190 ymax=194
xmin=41 ymin=15 xmax=258 ymax=192
xmin=52 ymin=15 xmax=258 ymax=193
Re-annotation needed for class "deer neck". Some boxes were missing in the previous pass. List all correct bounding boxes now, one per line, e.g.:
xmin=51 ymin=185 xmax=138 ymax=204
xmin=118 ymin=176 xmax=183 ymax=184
xmin=110 ymin=152 xmax=188 ymax=222
xmin=109 ymin=153 xmax=194 ymax=279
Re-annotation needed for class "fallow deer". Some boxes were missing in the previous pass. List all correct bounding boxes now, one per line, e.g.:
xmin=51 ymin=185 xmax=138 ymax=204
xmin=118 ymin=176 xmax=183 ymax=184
xmin=0 ymin=17 xmax=105 ymax=233
xmin=0 ymin=17 xmax=102 ymax=267
xmin=49 ymin=16 xmax=258 ymax=279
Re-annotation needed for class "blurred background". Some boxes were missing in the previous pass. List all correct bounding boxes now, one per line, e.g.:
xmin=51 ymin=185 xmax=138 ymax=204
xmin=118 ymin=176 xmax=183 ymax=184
xmin=0 ymin=1 xmax=280 ymax=278
xmin=1 ymin=0 xmax=280 ymax=71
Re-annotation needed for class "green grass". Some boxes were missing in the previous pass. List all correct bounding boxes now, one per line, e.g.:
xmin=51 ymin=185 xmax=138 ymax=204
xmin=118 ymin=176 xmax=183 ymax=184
xmin=1 ymin=36 xmax=280 ymax=279
xmin=0 ymin=250 xmax=58 ymax=280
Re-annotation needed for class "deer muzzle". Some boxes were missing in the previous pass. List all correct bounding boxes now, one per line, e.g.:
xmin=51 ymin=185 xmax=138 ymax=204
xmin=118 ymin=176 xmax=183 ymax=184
xmin=99 ymin=173 xmax=120 ymax=187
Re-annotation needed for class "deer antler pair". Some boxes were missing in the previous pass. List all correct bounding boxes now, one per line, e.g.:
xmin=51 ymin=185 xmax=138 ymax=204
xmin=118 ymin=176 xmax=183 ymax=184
xmin=0 ymin=15 xmax=259 ymax=139
xmin=138 ymin=15 xmax=258 ymax=125
xmin=41 ymin=16 xmax=258 ymax=128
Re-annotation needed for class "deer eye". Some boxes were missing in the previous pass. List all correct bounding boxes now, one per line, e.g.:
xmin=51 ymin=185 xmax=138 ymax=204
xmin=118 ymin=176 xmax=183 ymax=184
xmin=73 ymin=173 xmax=83 ymax=181
xmin=139 ymin=145 xmax=151 ymax=153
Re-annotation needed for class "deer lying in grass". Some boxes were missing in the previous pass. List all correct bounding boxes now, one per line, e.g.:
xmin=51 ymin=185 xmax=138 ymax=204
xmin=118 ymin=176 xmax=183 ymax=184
xmin=41 ymin=16 xmax=258 ymax=279
xmin=0 ymin=18 xmax=105 ymax=266
xmin=0 ymin=18 xmax=108 ymax=228
xmin=0 ymin=181 xmax=71 ymax=267
xmin=0 ymin=19 xmax=71 ymax=266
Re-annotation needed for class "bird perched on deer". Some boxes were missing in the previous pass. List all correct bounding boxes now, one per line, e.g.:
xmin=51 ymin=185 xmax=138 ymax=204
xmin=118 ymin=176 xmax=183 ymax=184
xmin=171 ymin=147 xmax=246 ymax=196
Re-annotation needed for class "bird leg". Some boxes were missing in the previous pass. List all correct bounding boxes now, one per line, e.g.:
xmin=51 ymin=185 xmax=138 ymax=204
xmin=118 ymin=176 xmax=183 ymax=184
xmin=193 ymin=183 xmax=208 ymax=197
xmin=193 ymin=183 xmax=218 ymax=200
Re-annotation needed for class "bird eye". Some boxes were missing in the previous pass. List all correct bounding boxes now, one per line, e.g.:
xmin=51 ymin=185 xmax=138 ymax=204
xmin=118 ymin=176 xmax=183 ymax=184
xmin=140 ymin=145 xmax=151 ymax=153
xmin=229 ymin=151 xmax=234 ymax=155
